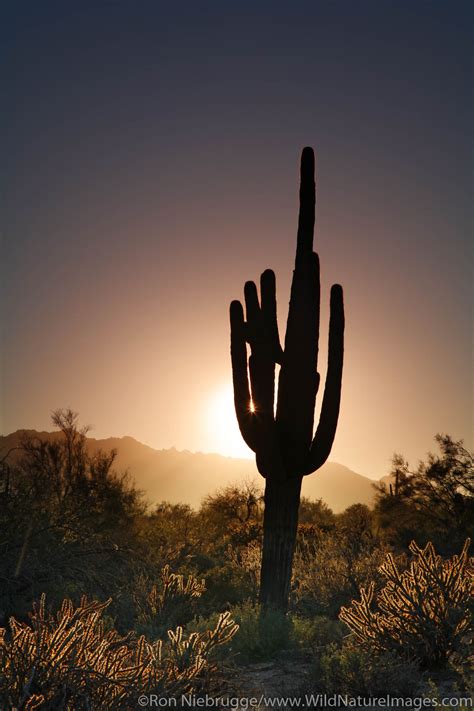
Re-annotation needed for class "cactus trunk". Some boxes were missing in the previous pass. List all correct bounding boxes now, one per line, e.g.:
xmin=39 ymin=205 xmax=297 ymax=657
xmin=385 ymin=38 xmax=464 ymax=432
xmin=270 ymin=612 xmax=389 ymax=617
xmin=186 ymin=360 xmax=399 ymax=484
xmin=230 ymin=147 xmax=345 ymax=610
xmin=259 ymin=475 xmax=302 ymax=609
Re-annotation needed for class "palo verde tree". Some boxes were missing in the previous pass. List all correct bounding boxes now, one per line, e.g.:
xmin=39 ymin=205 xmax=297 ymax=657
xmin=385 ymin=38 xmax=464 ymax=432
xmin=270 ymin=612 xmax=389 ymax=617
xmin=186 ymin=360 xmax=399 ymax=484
xmin=230 ymin=147 xmax=345 ymax=609
xmin=375 ymin=434 xmax=474 ymax=554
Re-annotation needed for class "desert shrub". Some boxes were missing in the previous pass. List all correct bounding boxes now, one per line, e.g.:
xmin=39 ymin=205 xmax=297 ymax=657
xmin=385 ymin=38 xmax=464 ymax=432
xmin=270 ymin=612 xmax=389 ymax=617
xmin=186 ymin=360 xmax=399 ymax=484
xmin=229 ymin=602 xmax=294 ymax=664
xmin=200 ymin=483 xmax=262 ymax=526
xmin=190 ymin=601 xmax=295 ymax=665
xmin=292 ymin=615 xmax=346 ymax=652
xmin=0 ymin=593 xmax=238 ymax=710
xmin=198 ymin=483 xmax=263 ymax=563
xmin=292 ymin=520 xmax=387 ymax=618
xmin=136 ymin=502 xmax=203 ymax=573
xmin=314 ymin=644 xmax=421 ymax=698
xmin=374 ymin=435 xmax=474 ymax=554
xmin=195 ymin=563 xmax=257 ymax=614
xmin=339 ymin=539 xmax=473 ymax=670
xmin=297 ymin=498 xmax=336 ymax=530
xmin=0 ymin=410 xmax=144 ymax=624
xmin=224 ymin=540 xmax=262 ymax=602
xmin=133 ymin=565 xmax=206 ymax=639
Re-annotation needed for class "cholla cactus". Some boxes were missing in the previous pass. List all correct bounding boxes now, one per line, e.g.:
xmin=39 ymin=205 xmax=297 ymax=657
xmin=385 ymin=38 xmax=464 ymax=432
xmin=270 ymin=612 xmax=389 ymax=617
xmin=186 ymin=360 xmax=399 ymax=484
xmin=134 ymin=565 xmax=206 ymax=639
xmin=0 ymin=593 xmax=238 ymax=709
xmin=339 ymin=539 xmax=473 ymax=669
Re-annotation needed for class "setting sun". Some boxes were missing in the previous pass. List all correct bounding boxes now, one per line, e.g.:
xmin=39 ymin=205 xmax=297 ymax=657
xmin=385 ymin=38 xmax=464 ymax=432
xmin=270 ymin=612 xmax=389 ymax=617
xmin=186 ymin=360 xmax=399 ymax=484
xmin=206 ymin=383 xmax=253 ymax=459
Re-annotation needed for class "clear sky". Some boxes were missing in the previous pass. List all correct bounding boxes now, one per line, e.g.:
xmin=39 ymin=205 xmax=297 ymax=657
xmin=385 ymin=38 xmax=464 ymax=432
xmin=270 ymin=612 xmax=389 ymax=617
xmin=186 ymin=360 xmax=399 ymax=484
xmin=2 ymin=1 xmax=472 ymax=479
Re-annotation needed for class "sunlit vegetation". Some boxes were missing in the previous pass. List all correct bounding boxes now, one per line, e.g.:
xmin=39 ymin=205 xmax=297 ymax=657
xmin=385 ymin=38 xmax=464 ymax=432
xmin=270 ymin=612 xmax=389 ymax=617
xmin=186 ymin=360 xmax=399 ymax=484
xmin=132 ymin=565 xmax=206 ymax=639
xmin=0 ymin=411 xmax=472 ymax=705
xmin=339 ymin=539 xmax=473 ymax=669
xmin=0 ymin=593 xmax=238 ymax=710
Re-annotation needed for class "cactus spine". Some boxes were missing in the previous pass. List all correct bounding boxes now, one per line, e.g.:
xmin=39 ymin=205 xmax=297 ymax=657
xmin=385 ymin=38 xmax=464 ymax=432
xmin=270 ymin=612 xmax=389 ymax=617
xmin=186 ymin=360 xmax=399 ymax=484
xmin=230 ymin=147 xmax=345 ymax=609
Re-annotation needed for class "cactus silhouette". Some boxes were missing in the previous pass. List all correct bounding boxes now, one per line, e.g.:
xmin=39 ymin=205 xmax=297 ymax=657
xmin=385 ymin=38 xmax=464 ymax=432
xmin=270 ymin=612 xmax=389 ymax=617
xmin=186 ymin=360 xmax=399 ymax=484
xmin=230 ymin=147 xmax=345 ymax=609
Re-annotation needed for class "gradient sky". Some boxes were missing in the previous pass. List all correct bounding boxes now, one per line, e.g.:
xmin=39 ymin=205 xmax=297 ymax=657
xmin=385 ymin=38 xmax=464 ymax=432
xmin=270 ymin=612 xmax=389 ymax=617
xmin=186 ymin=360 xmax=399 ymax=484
xmin=2 ymin=1 xmax=473 ymax=480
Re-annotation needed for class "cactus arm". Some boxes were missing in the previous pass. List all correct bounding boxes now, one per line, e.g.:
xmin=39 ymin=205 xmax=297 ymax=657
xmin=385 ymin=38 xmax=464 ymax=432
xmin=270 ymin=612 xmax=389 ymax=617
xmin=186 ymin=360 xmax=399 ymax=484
xmin=244 ymin=280 xmax=261 ymax=331
xmin=230 ymin=270 xmax=283 ymax=460
xmin=230 ymin=299 xmax=259 ymax=451
xmin=260 ymin=269 xmax=284 ymax=365
xmin=303 ymin=283 xmax=344 ymax=474
xmin=244 ymin=280 xmax=274 ymax=421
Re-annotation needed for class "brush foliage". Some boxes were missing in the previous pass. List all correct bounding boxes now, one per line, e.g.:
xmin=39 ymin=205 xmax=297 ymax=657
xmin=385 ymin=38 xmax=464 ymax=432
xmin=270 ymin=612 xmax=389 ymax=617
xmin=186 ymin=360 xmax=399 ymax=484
xmin=339 ymin=540 xmax=473 ymax=669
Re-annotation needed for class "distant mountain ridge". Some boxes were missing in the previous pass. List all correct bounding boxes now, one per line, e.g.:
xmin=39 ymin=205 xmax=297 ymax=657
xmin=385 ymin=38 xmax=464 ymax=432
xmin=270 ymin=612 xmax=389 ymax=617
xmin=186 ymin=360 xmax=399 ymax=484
xmin=0 ymin=430 xmax=379 ymax=512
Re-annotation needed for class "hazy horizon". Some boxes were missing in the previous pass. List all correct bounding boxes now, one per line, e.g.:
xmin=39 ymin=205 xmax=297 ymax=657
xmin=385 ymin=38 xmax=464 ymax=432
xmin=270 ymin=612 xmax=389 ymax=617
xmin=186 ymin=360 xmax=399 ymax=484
xmin=0 ymin=426 xmax=385 ymax=510
xmin=0 ymin=414 xmax=467 ymax=484
xmin=2 ymin=2 xmax=472 ymax=482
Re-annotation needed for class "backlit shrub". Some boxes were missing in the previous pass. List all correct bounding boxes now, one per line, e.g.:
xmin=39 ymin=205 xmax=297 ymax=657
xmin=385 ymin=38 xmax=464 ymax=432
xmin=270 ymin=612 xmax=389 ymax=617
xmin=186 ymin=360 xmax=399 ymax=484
xmin=0 ymin=593 xmax=238 ymax=710
xmin=339 ymin=539 xmax=473 ymax=669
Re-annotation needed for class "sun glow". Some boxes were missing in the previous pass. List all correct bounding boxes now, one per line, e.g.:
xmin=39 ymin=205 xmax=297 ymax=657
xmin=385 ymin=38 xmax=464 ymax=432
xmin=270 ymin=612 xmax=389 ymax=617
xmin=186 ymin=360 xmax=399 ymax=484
xmin=206 ymin=383 xmax=254 ymax=459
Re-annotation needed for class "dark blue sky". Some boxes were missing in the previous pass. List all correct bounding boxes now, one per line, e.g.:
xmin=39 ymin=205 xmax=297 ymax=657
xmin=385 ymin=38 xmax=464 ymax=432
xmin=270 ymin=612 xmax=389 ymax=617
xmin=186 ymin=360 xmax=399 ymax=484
xmin=2 ymin=1 xmax=473 ymax=477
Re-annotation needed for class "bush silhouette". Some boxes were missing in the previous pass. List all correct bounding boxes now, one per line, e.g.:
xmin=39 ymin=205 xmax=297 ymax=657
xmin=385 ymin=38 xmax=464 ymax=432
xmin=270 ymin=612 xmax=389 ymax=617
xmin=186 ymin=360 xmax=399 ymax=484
xmin=0 ymin=409 xmax=144 ymax=623
xmin=374 ymin=435 xmax=474 ymax=553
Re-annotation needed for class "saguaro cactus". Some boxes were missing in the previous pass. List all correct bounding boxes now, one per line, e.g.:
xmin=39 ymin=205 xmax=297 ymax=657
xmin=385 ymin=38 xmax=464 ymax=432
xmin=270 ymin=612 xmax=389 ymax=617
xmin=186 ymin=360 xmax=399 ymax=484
xmin=230 ymin=147 xmax=345 ymax=609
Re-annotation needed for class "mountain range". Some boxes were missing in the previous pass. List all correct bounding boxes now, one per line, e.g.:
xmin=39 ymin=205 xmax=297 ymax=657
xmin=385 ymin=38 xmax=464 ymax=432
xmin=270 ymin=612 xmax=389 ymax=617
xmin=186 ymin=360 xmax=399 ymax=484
xmin=0 ymin=430 xmax=381 ymax=513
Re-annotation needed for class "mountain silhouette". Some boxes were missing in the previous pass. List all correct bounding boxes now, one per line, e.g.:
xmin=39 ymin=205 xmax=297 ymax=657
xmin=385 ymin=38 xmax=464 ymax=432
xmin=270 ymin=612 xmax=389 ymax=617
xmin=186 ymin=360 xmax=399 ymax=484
xmin=0 ymin=430 xmax=378 ymax=512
